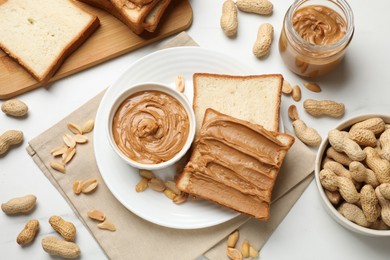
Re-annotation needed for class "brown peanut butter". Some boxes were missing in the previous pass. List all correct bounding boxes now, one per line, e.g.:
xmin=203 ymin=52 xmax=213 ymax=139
xmin=279 ymin=3 xmax=353 ymax=77
xmin=181 ymin=110 xmax=295 ymax=219
xmin=293 ymin=5 xmax=347 ymax=45
xmin=112 ymin=90 xmax=189 ymax=164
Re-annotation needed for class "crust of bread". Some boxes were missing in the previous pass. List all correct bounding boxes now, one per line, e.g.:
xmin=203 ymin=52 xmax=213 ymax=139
xmin=0 ymin=0 xmax=100 ymax=84
xmin=192 ymin=73 xmax=283 ymax=133
xmin=143 ymin=0 xmax=171 ymax=32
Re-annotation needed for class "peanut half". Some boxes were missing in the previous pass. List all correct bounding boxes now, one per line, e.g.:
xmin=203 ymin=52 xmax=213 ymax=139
xmin=288 ymin=104 xmax=299 ymax=121
xmin=73 ymin=134 xmax=88 ymax=144
xmin=291 ymin=85 xmax=301 ymax=102
xmin=148 ymin=178 xmax=166 ymax=192
xmin=87 ymin=209 xmax=105 ymax=222
xmin=97 ymin=220 xmax=116 ymax=231
xmin=50 ymin=161 xmax=66 ymax=173
xmin=62 ymin=147 xmax=76 ymax=164
xmin=81 ymin=178 xmax=98 ymax=193
xmin=241 ymin=240 xmax=250 ymax=258
xmin=72 ymin=180 xmax=82 ymax=195
xmin=50 ymin=145 xmax=68 ymax=157
xmin=163 ymin=189 xmax=177 ymax=200
xmin=139 ymin=169 xmax=155 ymax=179
xmin=227 ymin=247 xmax=243 ymax=260
xmin=227 ymin=230 xmax=239 ymax=248
xmin=82 ymin=119 xmax=95 ymax=133
xmin=303 ymin=82 xmax=321 ymax=93
xmin=253 ymin=23 xmax=273 ymax=58
xmin=135 ymin=177 xmax=149 ymax=192
xmin=67 ymin=122 xmax=82 ymax=135
xmin=63 ymin=134 xmax=76 ymax=148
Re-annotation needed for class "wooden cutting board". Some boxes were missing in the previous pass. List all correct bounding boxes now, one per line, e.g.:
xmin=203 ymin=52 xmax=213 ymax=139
xmin=0 ymin=0 xmax=192 ymax=99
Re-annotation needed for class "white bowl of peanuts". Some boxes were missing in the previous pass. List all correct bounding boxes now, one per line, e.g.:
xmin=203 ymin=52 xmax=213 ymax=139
xmin=315 ymin=114 xmax=390 ymax=236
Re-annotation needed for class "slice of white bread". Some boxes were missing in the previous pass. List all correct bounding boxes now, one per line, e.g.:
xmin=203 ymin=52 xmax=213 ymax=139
xmin=0 ymin=0 xmax=100 ymax=83
xmin=79 ymin=0 xmax=170 ymax=33
xmin=193 ymin=73 xmax=283 ymax=134
xmin=176 ymin=109 xmax=295 ymax=220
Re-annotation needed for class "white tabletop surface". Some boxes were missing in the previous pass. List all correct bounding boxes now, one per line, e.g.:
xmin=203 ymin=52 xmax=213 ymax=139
xmin=2 ymin=0 xmax=390 ymax=259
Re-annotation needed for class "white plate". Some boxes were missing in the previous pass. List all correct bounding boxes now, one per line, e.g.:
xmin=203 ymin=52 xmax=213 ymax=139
xmin=95 ymin=46 xmax=270 ymax=229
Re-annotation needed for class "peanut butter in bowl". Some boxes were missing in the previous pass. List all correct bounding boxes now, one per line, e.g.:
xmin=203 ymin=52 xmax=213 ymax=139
xmin=107 ymin=82 xmax=196 ymax=171
xmin=279 ymin=0 xmax=354 ymax=78
xmin=112 ymin=90 xmax=190 ymax=164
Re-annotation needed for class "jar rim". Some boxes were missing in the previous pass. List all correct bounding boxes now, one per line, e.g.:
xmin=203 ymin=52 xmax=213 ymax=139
xmin=286 ymin=0 xmax=354 ymax=52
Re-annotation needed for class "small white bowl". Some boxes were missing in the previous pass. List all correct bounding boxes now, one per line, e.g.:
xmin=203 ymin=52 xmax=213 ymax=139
xmin=106 ymin=82 xmax=196 ymax=171
xmin=315 ymin=113 xmax=390 ymax=237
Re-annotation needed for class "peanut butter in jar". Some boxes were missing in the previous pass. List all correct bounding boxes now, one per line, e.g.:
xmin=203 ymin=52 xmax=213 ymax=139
xmin=279 ymin=0 xmax=354 ymax=78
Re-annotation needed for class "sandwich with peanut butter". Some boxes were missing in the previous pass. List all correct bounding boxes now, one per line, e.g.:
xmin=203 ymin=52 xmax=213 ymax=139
xmin=176 ymin=109 xmax=295 ymax=220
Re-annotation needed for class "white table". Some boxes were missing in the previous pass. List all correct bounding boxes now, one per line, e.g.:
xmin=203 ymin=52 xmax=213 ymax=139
xmin=2 ymin=0 xmax=390 ymax=259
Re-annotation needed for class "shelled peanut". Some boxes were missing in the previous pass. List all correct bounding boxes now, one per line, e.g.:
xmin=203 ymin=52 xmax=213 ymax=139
xmin=135 ymin=169 xmax=189 ymax=204
xmin=319 ymin=117 xmax=390 ymax=229
xmin=49 ymin=119 xmax=94 ymax=173
xmin=226 ymin=230 xmax=259 ymax=259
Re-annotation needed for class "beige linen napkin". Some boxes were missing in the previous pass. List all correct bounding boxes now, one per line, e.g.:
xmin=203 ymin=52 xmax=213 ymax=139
xmin=27 ymin=32 xmax=316 ymax=260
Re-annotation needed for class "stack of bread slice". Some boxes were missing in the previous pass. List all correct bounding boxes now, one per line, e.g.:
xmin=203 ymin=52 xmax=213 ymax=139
xmin=176 ymin=73 xmax=295 ymax=220
xmin=79 ymin=0 xmax=171 ymax=34
xmin=0 ymin=0 xmax=100 ymax=83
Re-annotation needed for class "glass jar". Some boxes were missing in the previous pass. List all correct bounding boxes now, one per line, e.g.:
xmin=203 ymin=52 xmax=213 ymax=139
xmin=279 ymin=0 xmax=354 ymax=78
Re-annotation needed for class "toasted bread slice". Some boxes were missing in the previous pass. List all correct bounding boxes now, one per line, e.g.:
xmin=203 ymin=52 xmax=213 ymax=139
xmin=193 ymin=73 xmax=283 ymax=134
xmin=0 ymin=0 xmax=100 ymax=83
xmin=176 ymin=109 xmax=295 ymax=220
